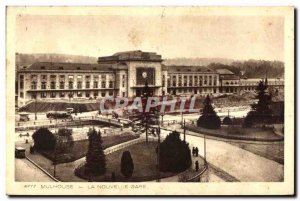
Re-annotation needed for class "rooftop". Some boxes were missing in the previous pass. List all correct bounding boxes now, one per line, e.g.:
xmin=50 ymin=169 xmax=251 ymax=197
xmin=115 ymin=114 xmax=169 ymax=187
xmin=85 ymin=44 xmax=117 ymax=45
xmin=19 ymin=62 xmax=114 ymax=72
xmin=216 ymin=69 xmax=235 ymax=75
xmin=98 ymin=50 xmax=162 ymax=63
xmin=166 ymin=65 xmax=216 ymax=73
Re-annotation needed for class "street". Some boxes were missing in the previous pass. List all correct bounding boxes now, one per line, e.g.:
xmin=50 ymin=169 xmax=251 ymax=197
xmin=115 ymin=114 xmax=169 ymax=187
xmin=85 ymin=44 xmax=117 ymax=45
xmin=160 ymin=129 xmax=283 ymax=182
xmin=15 ymin=159 xmax=54 ymax=182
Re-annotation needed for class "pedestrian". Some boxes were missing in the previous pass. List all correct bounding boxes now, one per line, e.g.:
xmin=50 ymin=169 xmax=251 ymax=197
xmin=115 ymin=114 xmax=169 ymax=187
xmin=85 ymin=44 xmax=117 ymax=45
xmin=192 ymin=147 xmax=195 ymax=156
xmin=195 ymin=147 xmax=199 ymax=157
xmin=195 ymin=161 xmax=199 ymax=171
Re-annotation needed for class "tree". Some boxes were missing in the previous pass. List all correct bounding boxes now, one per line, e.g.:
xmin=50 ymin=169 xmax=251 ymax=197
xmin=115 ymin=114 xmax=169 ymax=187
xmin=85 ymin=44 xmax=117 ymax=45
xmin=32 ymin=127 xmax=56 ymax=150
xmin=159 ymin=131 xmax=192 ymax=173
xmin=244 ymin=80 xmax=273 ymax=127
xmin=56 ymin=128 xmax=74 ymax=153
xmin=120 ymin=151 xmax=134 ymax=178
xmin=223 ymin=116 xmax=232 ymax=125
xmin=85 ymin=128 xmax=106 ymax=176
xmin=197 ymin=95 xmax=221 ymax=129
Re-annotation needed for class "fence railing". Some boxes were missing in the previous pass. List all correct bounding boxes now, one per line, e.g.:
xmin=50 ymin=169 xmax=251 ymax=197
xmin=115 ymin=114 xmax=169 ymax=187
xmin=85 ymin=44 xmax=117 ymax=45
xmin=15 ymin=115 xmax=128 ymax=131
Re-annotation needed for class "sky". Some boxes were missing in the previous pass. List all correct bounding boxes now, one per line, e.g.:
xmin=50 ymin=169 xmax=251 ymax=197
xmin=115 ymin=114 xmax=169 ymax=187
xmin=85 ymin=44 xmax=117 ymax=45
xmin=15 ymin=14 xmax=284 ymax=61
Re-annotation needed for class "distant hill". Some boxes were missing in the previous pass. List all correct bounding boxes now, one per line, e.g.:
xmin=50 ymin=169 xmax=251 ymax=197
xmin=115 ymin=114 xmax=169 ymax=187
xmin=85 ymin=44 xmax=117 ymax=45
xmin=163 ymin=57 xmax=236 ymax=66
xmin=15 ymin=53 xmax=97 ymax=69
xmin=164 ymin=58 xmax=284 ymax=78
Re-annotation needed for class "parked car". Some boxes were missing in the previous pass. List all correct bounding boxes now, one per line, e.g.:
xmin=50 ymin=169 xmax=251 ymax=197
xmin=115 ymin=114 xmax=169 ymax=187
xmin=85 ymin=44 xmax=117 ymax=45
xmin=15 ymin=147 xmax=26 ymax=158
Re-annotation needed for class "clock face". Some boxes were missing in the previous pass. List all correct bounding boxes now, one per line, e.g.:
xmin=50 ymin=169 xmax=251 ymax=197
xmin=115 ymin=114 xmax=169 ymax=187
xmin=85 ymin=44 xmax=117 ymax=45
xmin=142 ymin=72 xmax=147 ymax=79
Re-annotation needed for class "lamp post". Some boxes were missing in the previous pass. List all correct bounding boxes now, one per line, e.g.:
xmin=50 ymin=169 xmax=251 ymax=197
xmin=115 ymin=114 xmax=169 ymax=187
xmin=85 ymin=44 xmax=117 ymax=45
xmin=161 ymin=113 xmax=164 ymax=126
xmin=183 ymin=118 xmax=186 ymax=142
xmin=142 ymin=72 xmax=149 ymax=142
xmin=204 ymin=132 xmax=207 ymax=165
xmin=156 ymin=126 xmax=161 ymax=182
xmin=34 ymin=92 xmax=37 ymax=121
xmin=181 ymin=112 xmax=184 ymax=128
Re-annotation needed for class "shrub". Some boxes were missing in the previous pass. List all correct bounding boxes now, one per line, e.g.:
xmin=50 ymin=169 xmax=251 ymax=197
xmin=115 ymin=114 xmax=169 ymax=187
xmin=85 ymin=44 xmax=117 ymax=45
xmin=121 ymin=151 xmax=134 ymax=178
xmin=159 ymin=131 xmax=192 ymax=173
xmin=223 ymin=116 xmax=232 ymax=125
xmin=32 ymin=127 xmax=56 ymax=150
xmin=56 ymin=128 xmax=74 ymax=153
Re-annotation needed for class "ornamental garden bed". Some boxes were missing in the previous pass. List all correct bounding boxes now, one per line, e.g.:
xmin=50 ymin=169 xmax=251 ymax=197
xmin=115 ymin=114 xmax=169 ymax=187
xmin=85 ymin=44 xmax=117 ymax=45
xmin=75 ymin=141 xmax=206 ymax=182
xmin=40 ymin=133 xmax=139 ymax=164
xmin=186 ymin=124 xmax=283 ymax=142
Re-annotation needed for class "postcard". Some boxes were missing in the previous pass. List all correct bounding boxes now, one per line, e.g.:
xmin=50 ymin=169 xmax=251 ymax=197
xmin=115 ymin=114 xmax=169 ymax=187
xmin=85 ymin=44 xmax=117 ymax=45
xmin=6 ymin=6 xmax=294 ymax=195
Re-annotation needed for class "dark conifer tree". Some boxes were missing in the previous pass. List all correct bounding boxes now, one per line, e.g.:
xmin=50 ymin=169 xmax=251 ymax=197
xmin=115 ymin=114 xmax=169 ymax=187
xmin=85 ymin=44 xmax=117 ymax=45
xmin=85 ymin=128 xmax=106 ymax=176
xmin=120 ymin=151 xmax=134 ymax=178
xmin=244 ymin=79 xmax=273 ymax=127
xmin=197 ymin=95 xmax=221 ymax=129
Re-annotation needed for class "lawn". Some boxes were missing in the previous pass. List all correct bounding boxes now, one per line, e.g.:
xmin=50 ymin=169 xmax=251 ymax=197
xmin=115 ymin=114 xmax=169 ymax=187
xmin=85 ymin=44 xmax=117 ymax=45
xmin=186 ymin=124 xmax=283 ymax=142
xmin=75 ymin=141 xmax=179 ymax=182
xmin=41 ymin=133 xmax=139 ymax=164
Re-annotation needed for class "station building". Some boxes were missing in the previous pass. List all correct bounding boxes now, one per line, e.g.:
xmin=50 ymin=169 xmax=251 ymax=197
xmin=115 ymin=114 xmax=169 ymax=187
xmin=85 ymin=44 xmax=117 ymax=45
xmin=16 ymin=50 xmax=284 ymax=107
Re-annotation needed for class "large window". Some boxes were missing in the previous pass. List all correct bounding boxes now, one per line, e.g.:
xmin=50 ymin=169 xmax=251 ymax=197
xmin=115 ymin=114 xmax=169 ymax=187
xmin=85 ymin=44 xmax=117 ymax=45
xmin=50 ymin=92 xmax=56 ymax=98
xmin=204 ymin=76 xmax=207 ymax=85
xmin=178 ymin=75 xmax=182 ymax=87
xmin=20 ymin=75 xmax=24 ymax=89
xmin=69 ymin=81 xmax=73 ymax=89
xmin=41 ymin=82 xmax=46 ymax=89
xmin=77 ymin=81 xmax=82 ymax=89
xmin=41 ymin=92 xmax=47 ymax=98
xmin=60 ymin=81 xmax=65 ymax=89
xmin=136 ymin=68 xmax=155 ymax=85
xmin=86 ymin=81 xmax=90 ymax=89
xmin=50 ymin=81 xmax=56 ymax=89
xmin=183 ymin=76 xmax=187 ymax=87
xmin=101 ymin=81 xmax=106 ymax=88
xmin=93 ymin=81 xmax=98 ymax=89
xmin=194 ymin=76 xmax=198 ymax=86
xmin=109 ymin=81 xmax=114 ymax=88
xmin=189 ymin=75 xmax=193 ymax=86
xmin=31 ymin=81 xmax=37 ymax=90
xmin=41 ymin=75 xmax=47 ymax=80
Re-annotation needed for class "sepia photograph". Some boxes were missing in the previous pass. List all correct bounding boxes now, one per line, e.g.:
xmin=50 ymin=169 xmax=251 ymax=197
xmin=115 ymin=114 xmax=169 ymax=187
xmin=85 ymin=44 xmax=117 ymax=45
xmin=6 ymin=6 xmax=294 ymax=195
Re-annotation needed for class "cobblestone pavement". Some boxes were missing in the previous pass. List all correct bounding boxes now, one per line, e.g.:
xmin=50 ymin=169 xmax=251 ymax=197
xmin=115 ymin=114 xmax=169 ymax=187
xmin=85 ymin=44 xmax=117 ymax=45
xmin=15 ymin=159 xmax=54 ymax=182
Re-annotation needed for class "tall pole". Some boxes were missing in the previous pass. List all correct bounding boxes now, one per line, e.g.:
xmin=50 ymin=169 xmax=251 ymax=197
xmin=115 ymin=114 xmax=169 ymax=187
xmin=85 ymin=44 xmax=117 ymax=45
xmin=145 ymin=114 xmax=148 ymax=142
xmin=181 ymin=112 xmax=183 ymax=128
xmin=34 ymin=93 xmax=37 ymax=120
xmin=157 ymin=126 xmax=161 ymax=182
xmin=204 ymin=133 xmax=207 ymax=165
xmin=183 ymin=119 xmax=186 ymax=142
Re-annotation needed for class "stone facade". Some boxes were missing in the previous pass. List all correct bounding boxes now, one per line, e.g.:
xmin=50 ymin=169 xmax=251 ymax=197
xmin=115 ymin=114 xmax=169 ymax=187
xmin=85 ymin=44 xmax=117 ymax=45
xmin=16 ymin=50 xmax=284 ymax=107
